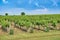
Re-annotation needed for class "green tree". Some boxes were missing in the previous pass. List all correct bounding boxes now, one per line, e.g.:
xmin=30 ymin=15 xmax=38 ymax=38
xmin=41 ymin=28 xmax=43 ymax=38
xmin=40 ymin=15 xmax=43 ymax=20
xmin=21 ymin=12 xmax=25 ymax=15
xmin=5 ymin=13 xmax=8 ymax=16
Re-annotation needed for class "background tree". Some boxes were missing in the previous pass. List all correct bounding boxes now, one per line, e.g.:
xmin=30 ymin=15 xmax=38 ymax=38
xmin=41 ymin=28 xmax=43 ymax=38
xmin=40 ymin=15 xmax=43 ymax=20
xmin=5 ymin=13 xmax=8 ymax=16
xmin=21 ymin=12 xmax=25 ymax=15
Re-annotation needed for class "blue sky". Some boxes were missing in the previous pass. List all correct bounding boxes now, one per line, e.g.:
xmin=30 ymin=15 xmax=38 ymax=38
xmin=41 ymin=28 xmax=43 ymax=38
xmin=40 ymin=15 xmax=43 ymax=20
xmin=0 ymin=0 xmax=60 ymax=15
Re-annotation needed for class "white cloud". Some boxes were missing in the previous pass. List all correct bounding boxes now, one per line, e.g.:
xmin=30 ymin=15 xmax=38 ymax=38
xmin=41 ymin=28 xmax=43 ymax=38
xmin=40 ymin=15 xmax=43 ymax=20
xmin=25 ymin=8 xmax=48 ymax=15
xmin=0 ymin=7 xmax=60 ymax=15
xmin=0 ymin=7 xmax=49 ymax=15
xmin=32 ymin=8 xmax=48 ymax=12
xmin=2 ymin=0 xmax=8 ymax=4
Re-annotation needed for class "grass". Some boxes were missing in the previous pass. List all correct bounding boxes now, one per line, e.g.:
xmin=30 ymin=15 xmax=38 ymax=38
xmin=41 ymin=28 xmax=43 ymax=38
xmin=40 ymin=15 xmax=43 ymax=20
xmin=0 ymin=30 xmax=60 ymax=40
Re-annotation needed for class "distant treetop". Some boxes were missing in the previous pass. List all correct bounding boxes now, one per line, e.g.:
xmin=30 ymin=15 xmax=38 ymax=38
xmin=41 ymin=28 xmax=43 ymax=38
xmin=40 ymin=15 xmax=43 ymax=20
xmin=5 ymin=13 xmax=8 ymax=16
xmin=21 ymin=12 xmax=25 ymax=15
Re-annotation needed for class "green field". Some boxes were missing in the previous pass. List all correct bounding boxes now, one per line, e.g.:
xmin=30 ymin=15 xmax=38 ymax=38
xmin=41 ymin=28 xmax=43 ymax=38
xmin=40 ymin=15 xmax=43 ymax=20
xmin=0 ymin=30 xmax=60 ymax=40
xmin=0 ymin=14 xmax=60 ymax=40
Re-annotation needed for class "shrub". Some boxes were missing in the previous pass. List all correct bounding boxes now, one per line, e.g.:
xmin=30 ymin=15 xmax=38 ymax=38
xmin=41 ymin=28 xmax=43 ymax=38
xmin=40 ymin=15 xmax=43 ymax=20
xmin=2 ymin=26 xmax=7 ymax=32
xmin=29 ymin=29 xmax=33 ymax=33
xmin=28 ymin=27 xmax=33 ymax=33
xmin=57 ymin=20 xmax=60 ymax=23
xmin=44 ymin=27 xmax=50 ymax=32
xmin=35 ymin=21 xmax=41 ymax=30
xmin=48 ymin=20 xmax=53 ymax=23
xmin=9 ymin=29 xmax=14 ymax=35
xmin=1 ymin=21 xmax=10 ymax=32
xmin=25 ymin=21 xmax=32 ymax=28
xmin=52 ymin=22 xmax=56 ymax=27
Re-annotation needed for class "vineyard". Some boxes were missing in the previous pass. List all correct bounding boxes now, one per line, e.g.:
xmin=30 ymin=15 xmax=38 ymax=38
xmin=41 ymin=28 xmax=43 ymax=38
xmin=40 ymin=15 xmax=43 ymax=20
xmin=0 ymin=14 xmax=60 ymax=40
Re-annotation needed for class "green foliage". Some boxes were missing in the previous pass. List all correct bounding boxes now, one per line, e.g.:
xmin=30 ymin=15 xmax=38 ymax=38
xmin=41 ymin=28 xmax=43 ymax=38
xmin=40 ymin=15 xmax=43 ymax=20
xmin=25 ymin=21 xmax=32 ymax=28
xmin=18 ymin=21 xmax=25 ymax=26
xmin=0 ymin=20 xmax=10 ymax=31
xmin=0 ymin=14 xmax=60 ymax=33
xmin=44 ymin=27 xmax=50 ymax=32
xmin=9 ymin=29 xmax=14 ymax=35
xmin=35 ymin=21 xmax=41 ymax=25
xmin=48 ymin=20 xmax=53 ymax=23
xmin=5 ymin=13 xmax=8 ymax=16
xmin=21 ymin=12 xmax=25 ymax=15
xmin=29 ymin=27 xmax=33 ymax=33
xmin=2 ymin=26 xmax=7 ymax=31
xmin=57 ymin=20 xmax=60 ymax=23
xmin=52 ymin=22 xmax=56 ymax=27
xmin=1 ymin=20 xmax=10 ymax=27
